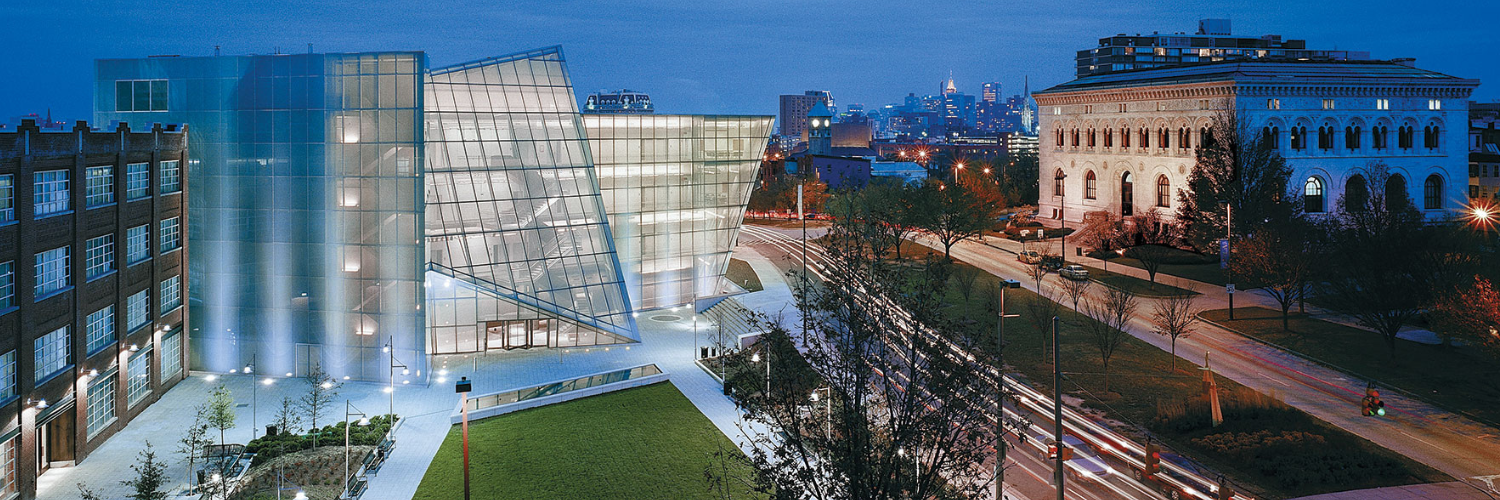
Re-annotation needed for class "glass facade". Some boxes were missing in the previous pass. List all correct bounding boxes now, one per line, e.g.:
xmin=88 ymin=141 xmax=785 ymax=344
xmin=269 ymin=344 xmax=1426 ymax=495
xmin=424 ymin=47 xmax=635 ymax=353
xmin=586 ymin=115 xmax=772 ymax=310
xmin=96 ymin=52 xmax=426 ymax=381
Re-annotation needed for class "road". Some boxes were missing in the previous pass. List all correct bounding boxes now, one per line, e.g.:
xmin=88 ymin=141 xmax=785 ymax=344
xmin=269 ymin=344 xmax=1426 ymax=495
xmin=739 ymin=224 xmax=1227 ymax=500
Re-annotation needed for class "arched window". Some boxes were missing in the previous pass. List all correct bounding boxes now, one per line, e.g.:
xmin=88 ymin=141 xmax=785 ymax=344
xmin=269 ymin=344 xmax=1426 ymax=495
xmin=1140 ymin=128 xmax=1150 ymax=148
xmin=1071 ymin=129 xmax=1079 ymax=147
xmin=1318 ymin=126 xmax=1333 ymax=150
xmin=1121 ymin=128 xmax=1131 ymax=148
xmin=1085 ymin=170 xmax=1097 ymax=199
xmin=1291 ymin=126 xmax=1307 ymax=150
xmin=1425 ymin=126 xmax=1440 ymax=149
xmin=1345 ymin=175 xmax=1369 ymax=211
xmin=1199 ymin=127 xmax=1209 ymax=149
xmin=1121 ymin=171 xmax=1135 ymax=216
xmin=1386 ymin=174 xmax=1410 ymax=210
xmin=1424 ymin=174 xmax=1443 ymax=209
xmin=1055 ymin=129 xmax=1063 ymax=147
xmin=1262 ymin=126 xmax=1279 ymax=149
xmin=1374 ymin=125 xmax=1388 ymax=150
xmin=1087 ymin=128 xmax=1096 ymax=148
xmin=1103 ymin=128 xmax=1113 ymax=148
xmin=1305 ymin=177 xmax=1325 ymax=213
xmin=1346 ymin=126 xmax=1361 ymax=149
xmin=1054 ymin=169 xmax=1066 ymax=197
xmin=1156 ymin=175 xmax=1171 ymax=208
xmin=1398 ymin=126 xmax=1413 ymax=149
xmin=1179 ymin=128 xmax=1189 ymax=150
xmin=1159 ymin=128 xmax=1170 ymax=149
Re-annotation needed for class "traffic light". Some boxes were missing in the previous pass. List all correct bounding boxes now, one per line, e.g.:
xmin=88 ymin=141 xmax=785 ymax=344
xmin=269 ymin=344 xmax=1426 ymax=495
xmin=1144 ymin=443 xmax=1161 ymax=476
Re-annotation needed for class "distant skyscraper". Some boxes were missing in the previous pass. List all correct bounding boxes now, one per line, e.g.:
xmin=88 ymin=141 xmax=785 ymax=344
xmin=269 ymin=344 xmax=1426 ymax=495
xmin=1075 ymin=18 xmax=1373 ymax=77
xmin=779 ymin=90 xmax=834 ymax=148
xmin=981 ymin=82 xmax=1001 ymax=103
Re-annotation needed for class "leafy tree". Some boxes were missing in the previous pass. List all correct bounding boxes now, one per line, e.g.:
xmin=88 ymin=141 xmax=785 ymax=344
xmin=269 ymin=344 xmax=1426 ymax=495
xmin=176 ymin=404 xmax=215 ymax=487
xmin=1317 ymin=162 xmax=1444 ymax=358
xmin=300 ymin=367 xmax=341 ymax=448
xmin=1151 ymin=292 xmax=1203 ymax=372
xmin=205 ymin=385 xmax=236 ymax=450
xmin=916 ymin=178 xmax=1001 ymax=260
xmin=1131 ymin=208 xmax=1180 ymax=246
xmin=736 ymin=220 xmax=1011 ymax=499
xmin=1428 ymin=275 xmax=1500 ymax=356
xmin=1127 ymin=245 xmax=1172 ymax=285
xmin=122 ymin=441 xmax=170 ymax=500
xmin=1175 ymin=111 xmax=1300 ymax=251
xmin=1080 ymin=287 xmax=1138 ymax=392
xmin=1075 ymin=211 xmax=1126 ymax=253
xmin=273 ymin=396 xmax=303 ymax=436
xmin=1230 ymin=221 xmax=1316 ymax=330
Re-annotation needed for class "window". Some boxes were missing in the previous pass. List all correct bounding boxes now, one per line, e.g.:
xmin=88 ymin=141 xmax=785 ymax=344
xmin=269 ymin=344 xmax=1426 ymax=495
xmin=1179 ymin=128 xmax=1190 ymax=150
xmin=1160 ymin=128 xmax=1170 ymax=149
xmin=1305 ymin=177 xmax=1325 ymax=213
xmin=34 ymin=246 xmax=69 ymax=299
xmin=86 ymin=166 xmax=114 ymax=207
xmin=127 ymin=289 xmax=151 ymax=332
xmin=1322 ymin=99 xmax=1336 ymax=110
xmin=86 ymin=306 xmax=116 ymax=355
xmin=86 ymin=372 xmax=117 ymax=437
xmin=1085 ymin=171 xmax=1098 ymax=199
xmin=1139 ymin=128 xmax=1150 ymax=148
xmin=127 ymin=224 xmax=150 ymax=265
xmin=1263 ymin=127 xmax=1279 ymax=149
xmin=0 ymin=175 xmax=11 ymax=223
xmin=161 ymin=276 xmax=181 ymax=312
xmin=127 ymin=346 xmax=152 ymax=407
xmin=1428 ymin=99 xmax=1442 ymax=111
xmin=1424 ymin=126 xmax=1440 ymax=149
xmin=1317 ymin=126 xmax=1333 ymax=150
xmin=1054 ymin=129 xmax=1063 ymax=147
xmin=1398 ymin=126 xmax=1414 ymax=149
xmin=1267 ymin=98 xmax=1281 ymax=110
xmin=0 ymin=434 xmax=16 ymax=497
xmin=126 ymin=162 xmax=150 ymax=200
xmin=1377 ymin=99 xmax=1390 ymax=110
xmin=160 ymin=160 xmax=181 ymax=194
xmin=85 ymin=235 xmax=114 ymax=280
xmin=33 ymin=170 xmax=70 ymax=216
xmin=161 ymin=329 xmax=182 ymax=380
xmin=1373 ymin=126 xmax=1388 ymax=149
xmin=0 ymin=351 xmax=13 ymax=402
xmin=1345 ymin=175 xmax=1370 ymax=211
xmin=1122 ymin=128 xmax=1131 ymax=148
xmin=1103 ymin=129 xmax=1113 ymax=148
xmin=1054 ymin=169 xmax=1065 ymax=197
xmin=33 ymin=326 xmax=69 ymax=382
xmin=1070 ymin=129 xmax=1079 ymax=147
xmin=1346 ymin=126 xmax=1361 ymax=149
xmin=1156 ymin=175 xmax=1170 ymax=208
xmin=160 ymin=217 xmax=181 ymax=253
xmin=0 ymin=262 xmax=10 ymax=310
xmin=114 ymin=80 xmax=168 ymax=112
xmin=1424 ymin=175 xmax=1443 ymax=210
xmin=1087 ymin=129 xmax=1095 ymax=148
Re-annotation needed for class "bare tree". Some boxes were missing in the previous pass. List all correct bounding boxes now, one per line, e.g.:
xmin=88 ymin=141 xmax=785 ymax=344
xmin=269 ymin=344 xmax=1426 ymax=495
xmin=272 ymin=396 xmax=302 ymax=436
xmin=1231 ymin=221 xmax=1315 ymax=330
xmin=300 ymin=367 xmax=341 ymax=448
xmin=1127 ymin=245 xmax=1171 ymax=286
xmin=176 ymin=404 xmax=214 ymax=488
xmin=953 ymin=265 xmax=982 ymax=301
xmin=1024 ymin=287 xmax=1063 ymax=363
xmin=1151 ymin=292 xmax=1203 ymax=372
xmin=1080 ymin=287 xmax=1138 ymax=392
xmin=1058 ymin=274 xmax=1092 ymax=312
xmin=1027 ymin=261 xmax=1048 ymax=292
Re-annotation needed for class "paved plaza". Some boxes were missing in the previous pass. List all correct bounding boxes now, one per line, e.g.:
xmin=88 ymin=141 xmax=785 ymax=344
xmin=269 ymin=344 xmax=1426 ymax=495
xmin=44 ymin=244 xmax=796 ymax=500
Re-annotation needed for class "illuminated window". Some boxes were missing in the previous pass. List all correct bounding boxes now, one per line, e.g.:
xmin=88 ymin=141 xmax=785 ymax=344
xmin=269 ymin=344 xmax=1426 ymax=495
xmin=86 ymin=306 xmax=115 ymax=355
xmin=33 ymin=170 xmax=70 ymax=217
xmin=86 ymin=371 xmax=117 ymax=437
xmin=34 ymin=326 xmax=70 ymax=382
xmin=87 ymin=166 xmax=114 ymax=207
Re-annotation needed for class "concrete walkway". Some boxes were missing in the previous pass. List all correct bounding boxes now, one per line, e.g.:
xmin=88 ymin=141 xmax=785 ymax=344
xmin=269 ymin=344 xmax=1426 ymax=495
xmin=49 ymin=244 xmax=801 ymax=500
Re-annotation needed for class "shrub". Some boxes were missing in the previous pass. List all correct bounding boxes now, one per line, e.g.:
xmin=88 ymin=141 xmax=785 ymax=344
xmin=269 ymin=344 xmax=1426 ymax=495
xmin=245 ymin=414 xmax=398 ymax=466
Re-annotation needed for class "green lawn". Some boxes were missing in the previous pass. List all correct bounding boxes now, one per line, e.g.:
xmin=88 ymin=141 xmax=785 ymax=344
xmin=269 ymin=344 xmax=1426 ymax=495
xmin=412 ymin=382 xmax=765 ymax=500
xmin=1107 ymin=256 xmax=1228 ymax=286
xmin=726 ymin=258 xmax=764 ymax=292
xmin=1075 ymin=264 xmax=1201 ymax=297
xmin=928 ymin=256 xmax=1448 ymax=498
xmin=1201 ymin=306 xmax=1500 ymax=425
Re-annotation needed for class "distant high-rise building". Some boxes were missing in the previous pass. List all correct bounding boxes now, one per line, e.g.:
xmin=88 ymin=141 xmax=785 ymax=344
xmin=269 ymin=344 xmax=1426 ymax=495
xmin=584 ymin=89 xmax=654 ymax=114
xmin=779 ymin=90 xmax=834 ymax=148
xmin=981 ymin=82 xmax=1002 ymax=103
xmin=1075 ymin=18 xmax=1373 ymax=78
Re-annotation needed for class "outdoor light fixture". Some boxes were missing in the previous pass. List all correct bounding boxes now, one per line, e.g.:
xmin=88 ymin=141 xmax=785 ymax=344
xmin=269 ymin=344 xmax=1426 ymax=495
xmin=295 ymin=492 xmax=307 ymax=500
xmin=32 ymin=399 xmax=48 ymax=409
xmin=262 ymin=378 xmax=274 ymax=386
xmin=205 ymin=374 xmax=218 ymax=382
xmin=357 ymin=417 xmax=370 ymax=426
xmin=129 ymin=344 xmax=140 ymax=352
xmin=88 ymin=369 xmax=99 ymax=378
xmin=321 ymin=381 xmax=333 ymax=389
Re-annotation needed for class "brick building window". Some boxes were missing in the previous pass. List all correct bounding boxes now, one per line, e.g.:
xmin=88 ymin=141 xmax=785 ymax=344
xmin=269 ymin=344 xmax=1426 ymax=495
xmin=126 ymin=163 xmax=150 ymax=200
xmin=33 ymin=326 xmax=70 ymax=382
xmin=86 ymin=166 xmax=114 ymax=207
xmin=33 ymin=170 xmax=70 ymax=217
xmin=85 ymin=372 xmax=117 ymax=437
xmin=86 ymin=306 xmax=116 ymax=355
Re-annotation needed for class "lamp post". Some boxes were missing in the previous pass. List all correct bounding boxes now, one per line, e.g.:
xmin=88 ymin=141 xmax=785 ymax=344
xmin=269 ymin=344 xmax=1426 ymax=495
xmin=245 ymin=359 xmax=256 ymax=439
xmin=1221 ymin=201 xmax=1235 ymax=320
xmin=1058 ymin=172 xmax=1068 ymax=265
xmin=344 ymin=401 xmax=370 ymax=498
xmin=276 ymin=442 xmax=308 ymax=500
xmin=899 ymin=445 xmax=920 ymax=495
xmin=384 ymin=340 xmax=409 ymax=420
xmin=810 ymin=388 xmax=831 ymax=439
xmin=455 ymin=377 xmax=473 ymax=500
xmin=1051 ymin=315 xmax=1065 ymax=500
xmin=995 ymin=279 xmax=1021 ymax=498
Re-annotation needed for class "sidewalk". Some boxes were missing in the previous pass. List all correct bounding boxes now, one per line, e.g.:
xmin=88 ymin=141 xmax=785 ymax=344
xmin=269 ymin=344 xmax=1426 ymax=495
xmin=50 ymin=245 xmax=800 ymax=500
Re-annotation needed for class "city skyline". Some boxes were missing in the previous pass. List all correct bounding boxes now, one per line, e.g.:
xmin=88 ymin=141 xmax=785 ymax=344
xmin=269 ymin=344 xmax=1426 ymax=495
xmin=3 ymin=0 xmax=1496 ymax=124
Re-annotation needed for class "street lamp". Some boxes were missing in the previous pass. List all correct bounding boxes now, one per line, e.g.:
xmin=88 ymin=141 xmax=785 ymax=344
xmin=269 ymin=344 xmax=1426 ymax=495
xmin=245 ymin=360 xmax=257 ymax=439
xmin=995 ymin=279 xmax=1021 ymax=498
xmin=750 ymin=350 xmax=769 ymax=397
xmin=385 ymin=340 xmax=409 ymax=419
xmin=1466 ymin=200 xmax=1497 ymax=232
xmin=455 ymin=377 xmax=473 ymax=500
xmin=1220 ymin=200 xmax=1235 ymax=320
xmin=899 ymin=445 xmax=920 ymax=493
xmin=344 ymin=401 xmax=371 ymax=498
xmin=810 ymin=388 xmax=831 ymax=439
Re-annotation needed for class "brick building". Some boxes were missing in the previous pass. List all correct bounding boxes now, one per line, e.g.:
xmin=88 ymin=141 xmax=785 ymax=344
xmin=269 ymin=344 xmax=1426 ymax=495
xmin=0 ymin=119 xmax=188 ymax=499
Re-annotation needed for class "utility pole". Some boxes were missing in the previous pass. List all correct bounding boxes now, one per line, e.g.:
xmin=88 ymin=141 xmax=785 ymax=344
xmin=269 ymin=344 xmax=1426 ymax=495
xmin=1052 ymin=316 xmax=1065 ymax=500
xmin=799 ymin=184 xmax=808 ymax=339
xmin=996 ymin=280 xmax=1020 ymax=499
xmin=455 ymin=377 xmax=472 ymax=500
xmin=1224 ymin=201 xmax=1235 ymax=320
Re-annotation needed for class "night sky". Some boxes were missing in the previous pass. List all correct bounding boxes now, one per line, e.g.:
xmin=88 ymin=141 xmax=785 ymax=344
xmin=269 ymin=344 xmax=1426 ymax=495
xmin=2 ymin=0 xmax=1495 ymax=123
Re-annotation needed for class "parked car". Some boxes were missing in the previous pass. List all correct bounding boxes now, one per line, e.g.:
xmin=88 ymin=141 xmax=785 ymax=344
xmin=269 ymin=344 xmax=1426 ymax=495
xmin=1040 ymin=255 xmax=1064 ymax=271
xmin=1018 ymin=250 xmax=1042 ymax=264
xmin=1060 ymin=265 xmax=1089 ymax=281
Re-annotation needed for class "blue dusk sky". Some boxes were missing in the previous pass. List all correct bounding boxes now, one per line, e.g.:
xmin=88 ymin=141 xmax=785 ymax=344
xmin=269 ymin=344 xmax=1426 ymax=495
xmin=1 ymin=0 xmax=1495 ymax=122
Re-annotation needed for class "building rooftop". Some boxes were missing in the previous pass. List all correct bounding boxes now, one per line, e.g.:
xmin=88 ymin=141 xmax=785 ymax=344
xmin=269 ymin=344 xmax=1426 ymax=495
xmin=1040 ymin=59 xmax=1478 ymax=94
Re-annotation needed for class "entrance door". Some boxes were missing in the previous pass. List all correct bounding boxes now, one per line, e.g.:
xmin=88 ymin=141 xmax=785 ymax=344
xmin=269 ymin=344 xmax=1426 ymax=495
xmin=1120 ymin=172 xmax=1134 ymax=217
xmin=37 ymin=409 xmax=76 ymax=475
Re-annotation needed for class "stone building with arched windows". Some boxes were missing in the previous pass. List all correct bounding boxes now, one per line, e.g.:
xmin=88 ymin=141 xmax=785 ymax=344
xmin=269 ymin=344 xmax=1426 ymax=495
xmin=1034 ymin=60 xmax=1479 ymax=224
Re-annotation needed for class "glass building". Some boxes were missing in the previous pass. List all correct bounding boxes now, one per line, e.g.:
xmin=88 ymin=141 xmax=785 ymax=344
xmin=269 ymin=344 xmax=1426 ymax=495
xmin=95 ymin=52 xmax=427 ymax=381
xmin=96 ymin=46 xmax=773 ymax=370
xmin=586 ymin=115 xmax=773 ymax=311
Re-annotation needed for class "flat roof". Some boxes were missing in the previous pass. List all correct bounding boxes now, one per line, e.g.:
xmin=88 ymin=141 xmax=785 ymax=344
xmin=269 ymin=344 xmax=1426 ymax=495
xmin=1039 ymin=59 xmax=1478 ymax=94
